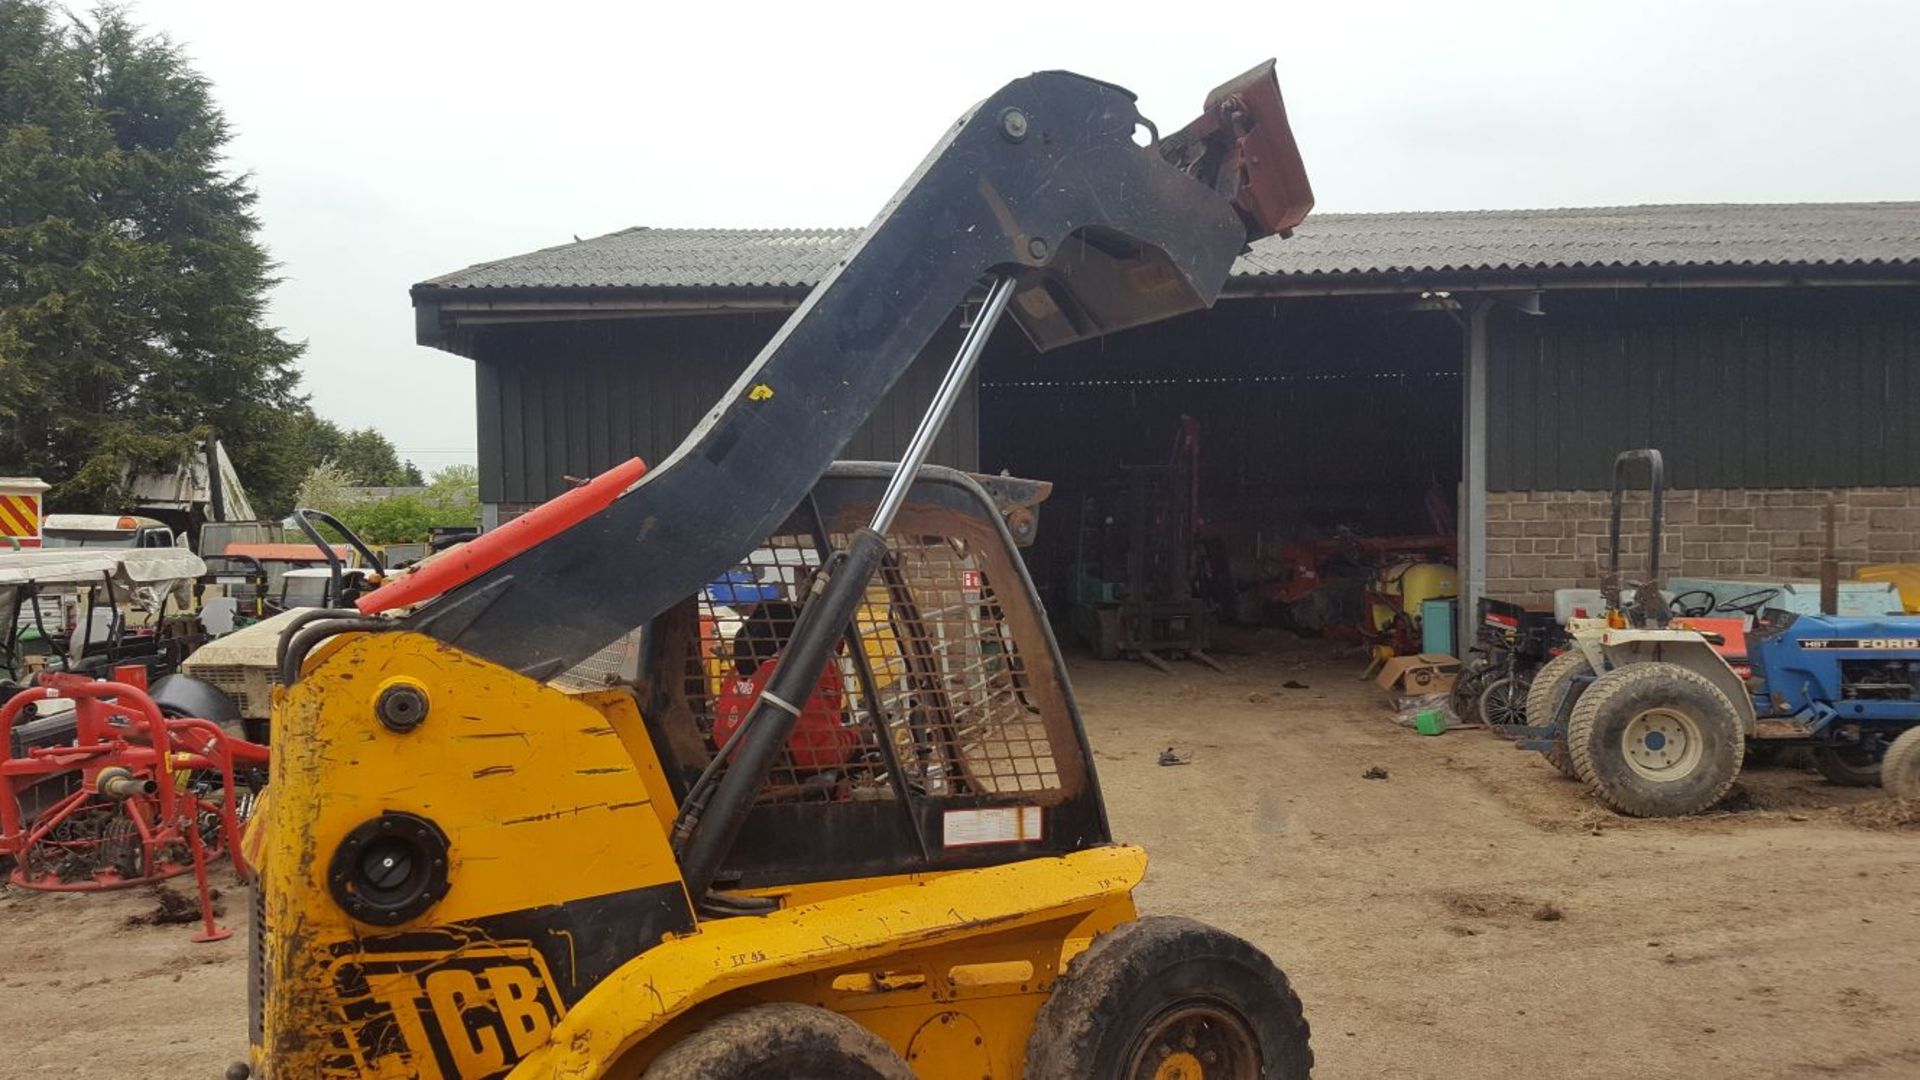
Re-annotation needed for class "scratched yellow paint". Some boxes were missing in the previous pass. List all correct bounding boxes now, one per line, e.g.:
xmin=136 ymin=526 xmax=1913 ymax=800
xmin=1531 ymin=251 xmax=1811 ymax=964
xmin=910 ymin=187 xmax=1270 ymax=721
xmin=257 ymin=632 xmax=688 ymax=1078
xmin=512 ymin=848 xmax=1144 ymax=1079
xmin=257 ymin=631 xmax=1146 ymax=1080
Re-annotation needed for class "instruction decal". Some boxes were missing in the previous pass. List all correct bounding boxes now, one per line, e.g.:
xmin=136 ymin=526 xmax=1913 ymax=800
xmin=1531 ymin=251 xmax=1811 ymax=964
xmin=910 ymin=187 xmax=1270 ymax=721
xmin=943 ymin=806 xmax=1044 ymax=847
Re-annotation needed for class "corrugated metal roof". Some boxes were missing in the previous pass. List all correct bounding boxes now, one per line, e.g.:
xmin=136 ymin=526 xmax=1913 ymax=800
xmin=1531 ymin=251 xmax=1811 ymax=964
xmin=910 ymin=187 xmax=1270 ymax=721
xmin=425 ymin=227 xmax=849 ymax=291
xmin=417 ymin=203 xmax=1920 ymax=294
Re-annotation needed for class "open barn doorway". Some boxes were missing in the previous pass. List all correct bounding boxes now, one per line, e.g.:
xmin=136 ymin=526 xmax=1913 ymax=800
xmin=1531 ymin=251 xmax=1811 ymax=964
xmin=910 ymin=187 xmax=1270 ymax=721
xmin=979 ymin=294 xmax=1463 ymax=661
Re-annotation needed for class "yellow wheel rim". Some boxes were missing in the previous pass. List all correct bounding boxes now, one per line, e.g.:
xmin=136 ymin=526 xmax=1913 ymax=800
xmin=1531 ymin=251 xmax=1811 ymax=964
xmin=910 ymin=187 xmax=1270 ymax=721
xmin=1154 ymin=1050 xmax=1207 ymax=1079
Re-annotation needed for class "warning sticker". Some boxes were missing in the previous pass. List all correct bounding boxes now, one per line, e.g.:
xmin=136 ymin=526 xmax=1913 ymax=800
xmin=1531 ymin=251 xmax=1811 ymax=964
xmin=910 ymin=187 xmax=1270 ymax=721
xmin=942 ymin=806 xmax=1043 ymax=848
xmin=0 ymin=493 xmax=41 ymax=546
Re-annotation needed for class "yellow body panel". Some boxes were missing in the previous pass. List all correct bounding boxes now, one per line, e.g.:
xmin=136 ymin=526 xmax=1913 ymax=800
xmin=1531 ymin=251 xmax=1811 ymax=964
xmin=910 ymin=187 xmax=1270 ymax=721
xmin=256 ymin=631 xmax=1144 ymax=1080
xmin=258 ymin=632 xmax=690 ymax=1078
xmin=514 ymin=846 xmax=1145 ymax=1079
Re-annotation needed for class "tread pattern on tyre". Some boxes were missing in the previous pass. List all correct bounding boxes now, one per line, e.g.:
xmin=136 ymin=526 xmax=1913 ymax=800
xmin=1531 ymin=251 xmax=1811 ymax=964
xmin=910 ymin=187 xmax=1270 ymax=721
xmin=1881 ymin=727 xmax=1920 ymax=799
xmin=1811 ymin=744 xmax=1882 ymax=788
xmin=1526 ymin=650 xmax=1591 ymax=779
xmin=642 ymin=1002 xmax=914 ymax=1080
xmin=1566 ymin=662 xmax=1743 ymax=817
xmin=1025 ymin=915 xmax=1312 ymax=1080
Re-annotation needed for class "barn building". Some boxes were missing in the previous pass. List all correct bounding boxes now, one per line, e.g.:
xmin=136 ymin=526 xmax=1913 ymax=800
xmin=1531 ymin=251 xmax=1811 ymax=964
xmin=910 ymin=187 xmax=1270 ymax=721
xmin=412 ymin=203 xmax=1920 ymax=632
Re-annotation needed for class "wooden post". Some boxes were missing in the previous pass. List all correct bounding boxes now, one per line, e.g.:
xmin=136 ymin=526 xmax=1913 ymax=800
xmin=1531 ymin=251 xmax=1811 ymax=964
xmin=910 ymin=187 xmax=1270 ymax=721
xmin=1819 ymin=498 xmax=1839 ymax=616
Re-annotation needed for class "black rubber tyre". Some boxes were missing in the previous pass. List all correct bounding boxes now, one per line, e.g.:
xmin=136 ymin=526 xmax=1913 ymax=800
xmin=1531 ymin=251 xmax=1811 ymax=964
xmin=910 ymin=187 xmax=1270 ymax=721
xmin=1811 ymin=744 xmax=1882 ymax=788
xmin=643 ymin=1003 xmax=913 ymax=1080
xmin=1025 ymin=915 xmax=1311 ymax=1080
xmin=1881 ymin=727 xmax=1920 ymax=799
xmin=7 ymin=705 xmax=81 ymax=821
xmin=1566 ymin=662 xmax=1744 ymax=818
xmin=150 ymin=673 xmax=243 ymax=727
xmin=7 ymin=706 xmax=77 ymax=757
xmin=1525 ymin=650 xmax=1592 ymax=780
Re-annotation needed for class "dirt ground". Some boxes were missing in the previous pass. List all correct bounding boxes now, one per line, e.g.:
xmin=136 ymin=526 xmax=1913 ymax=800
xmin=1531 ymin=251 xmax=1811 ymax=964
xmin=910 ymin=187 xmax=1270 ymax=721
xmin=2 ymin=638 xmax=1917 ymax=1079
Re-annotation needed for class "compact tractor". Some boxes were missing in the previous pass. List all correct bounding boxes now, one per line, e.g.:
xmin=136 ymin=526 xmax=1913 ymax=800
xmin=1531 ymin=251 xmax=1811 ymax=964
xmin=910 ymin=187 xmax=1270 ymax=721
xmin=1511 ymin=449 xmax=1920 ymax=816
xmin=241 ymin=63 xmax=1318 ymax=1078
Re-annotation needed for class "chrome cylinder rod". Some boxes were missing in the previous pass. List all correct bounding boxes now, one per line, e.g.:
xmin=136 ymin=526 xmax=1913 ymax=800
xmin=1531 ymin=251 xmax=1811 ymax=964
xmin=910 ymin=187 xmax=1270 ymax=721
xmin=868 ymin=275 xmax=1017 ymax=534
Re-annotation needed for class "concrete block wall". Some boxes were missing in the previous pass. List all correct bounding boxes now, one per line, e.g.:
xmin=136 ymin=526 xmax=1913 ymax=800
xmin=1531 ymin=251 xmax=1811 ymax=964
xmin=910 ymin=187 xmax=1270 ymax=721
xmin=1485 ymin=487 xmax=1920 ymax=607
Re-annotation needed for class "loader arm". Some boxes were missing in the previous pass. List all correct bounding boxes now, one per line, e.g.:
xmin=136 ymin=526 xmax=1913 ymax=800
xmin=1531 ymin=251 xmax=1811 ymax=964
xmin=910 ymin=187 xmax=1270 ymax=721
xmin=396 ymin=61 xmax=1311 ymax=678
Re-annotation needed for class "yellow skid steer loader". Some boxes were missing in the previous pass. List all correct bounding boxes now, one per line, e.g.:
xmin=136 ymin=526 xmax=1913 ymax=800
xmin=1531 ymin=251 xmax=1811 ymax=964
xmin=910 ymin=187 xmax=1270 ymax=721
xmin=243 ymin=60 xmax=1316 ymax=1080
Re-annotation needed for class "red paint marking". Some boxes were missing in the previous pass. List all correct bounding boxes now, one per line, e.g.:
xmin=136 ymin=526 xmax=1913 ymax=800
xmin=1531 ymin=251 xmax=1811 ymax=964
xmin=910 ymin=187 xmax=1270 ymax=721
xmin=357 ymin=457 xmax=649 ymax=615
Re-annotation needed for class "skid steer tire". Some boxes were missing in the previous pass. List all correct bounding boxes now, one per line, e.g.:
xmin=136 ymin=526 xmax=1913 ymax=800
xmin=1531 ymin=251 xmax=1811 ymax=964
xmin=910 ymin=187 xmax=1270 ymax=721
xmin=642 ymin=1003 xmax=914 ymax=1080
xmin=1566 ymin=662 xmax=1743 ymax=818
xmin=1881 ymin=728 xmax=1920 ymax=799
xmin=1525 ymin=650 xmax=1592 ymax=780
xmin=1811 ymin=744 xmax=1882 ymax=788
xmin=1025 ymin=915 xmax=1311 ymax=1080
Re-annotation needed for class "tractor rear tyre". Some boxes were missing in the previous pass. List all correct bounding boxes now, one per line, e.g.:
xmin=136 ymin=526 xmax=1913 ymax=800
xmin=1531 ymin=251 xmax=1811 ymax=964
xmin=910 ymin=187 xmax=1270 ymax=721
xmin=1566 ymin=662 xmax=1744 ymax=818
xmin=1811 ymin=744 xmax=1882 ymax=787
xmin=1881 ymin=728 xmax=1920 ymax=799
xmin=1025 ymin=915 xmax=1312 ymax=1080
xmin=1525 ymin=651 xmax=1592 ymax=780
xmin=643 ymin=1003 xmax=914 ymax=1080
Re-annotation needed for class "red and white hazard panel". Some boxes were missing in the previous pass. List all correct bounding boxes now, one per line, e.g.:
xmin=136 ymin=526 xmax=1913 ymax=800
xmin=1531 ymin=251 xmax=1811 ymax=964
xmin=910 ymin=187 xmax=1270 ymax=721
xmin=0 ymin=479 xmax=48 ymax=548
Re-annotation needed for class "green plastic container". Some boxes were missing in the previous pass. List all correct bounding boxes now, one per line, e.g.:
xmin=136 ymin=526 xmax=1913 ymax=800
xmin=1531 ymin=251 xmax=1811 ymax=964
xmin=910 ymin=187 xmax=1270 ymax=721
xmin=1414 ymin=709 xmax=1448 ymax=736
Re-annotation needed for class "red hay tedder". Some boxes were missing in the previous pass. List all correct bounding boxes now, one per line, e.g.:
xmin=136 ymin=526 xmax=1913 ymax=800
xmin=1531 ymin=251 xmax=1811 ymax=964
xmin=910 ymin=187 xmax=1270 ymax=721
xmin=0 ymin=668 xmax=267 ymax=942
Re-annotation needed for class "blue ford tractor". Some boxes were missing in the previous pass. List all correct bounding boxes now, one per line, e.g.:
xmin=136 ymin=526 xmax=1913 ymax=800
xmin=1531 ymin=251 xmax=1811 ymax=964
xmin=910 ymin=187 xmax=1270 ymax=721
xmin=1514 ymin=449 xmax=1920 ymax=817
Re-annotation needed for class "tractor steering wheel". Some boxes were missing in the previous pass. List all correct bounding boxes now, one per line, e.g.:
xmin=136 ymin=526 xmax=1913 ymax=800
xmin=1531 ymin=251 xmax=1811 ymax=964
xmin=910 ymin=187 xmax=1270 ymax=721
xmin=1669 ymin=590 xmax=1718 ymax=619
xmin=1718 ymin=587 xmax=1782 ymax=617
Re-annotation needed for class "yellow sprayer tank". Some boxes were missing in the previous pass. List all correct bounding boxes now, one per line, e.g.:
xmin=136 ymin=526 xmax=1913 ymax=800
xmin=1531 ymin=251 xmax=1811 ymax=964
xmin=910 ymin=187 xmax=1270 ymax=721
xmin=1371 ymin=560 xmax=1460 ymax=634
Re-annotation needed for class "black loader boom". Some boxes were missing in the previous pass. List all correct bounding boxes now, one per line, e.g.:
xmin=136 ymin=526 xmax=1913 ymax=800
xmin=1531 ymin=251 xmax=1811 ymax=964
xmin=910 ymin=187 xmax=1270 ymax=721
xmin=395 ymin=61 xmax=1312 ymax=679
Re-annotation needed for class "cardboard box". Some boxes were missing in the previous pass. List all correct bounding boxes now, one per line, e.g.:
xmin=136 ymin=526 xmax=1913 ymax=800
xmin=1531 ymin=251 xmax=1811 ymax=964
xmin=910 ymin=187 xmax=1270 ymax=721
xmin=1375 ymin=653 xmax=1460 ymax=695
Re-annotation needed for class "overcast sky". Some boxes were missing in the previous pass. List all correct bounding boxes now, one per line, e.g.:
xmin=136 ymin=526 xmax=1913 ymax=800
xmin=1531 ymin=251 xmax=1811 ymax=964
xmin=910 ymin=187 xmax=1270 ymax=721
xmin=129 ymin=0 xmax=1920 ymax=473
